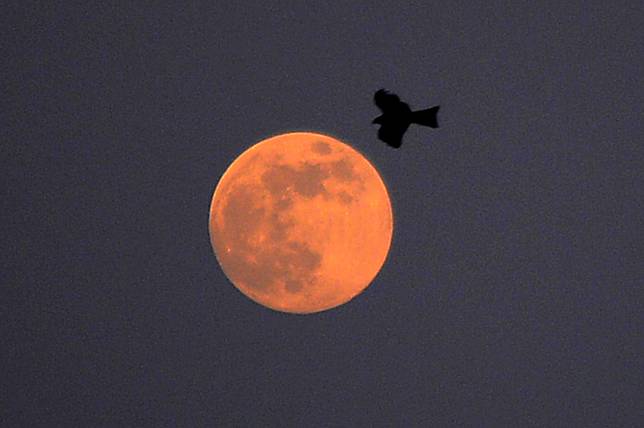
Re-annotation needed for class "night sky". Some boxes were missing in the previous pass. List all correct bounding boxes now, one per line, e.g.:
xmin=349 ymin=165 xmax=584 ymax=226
xmin=3 ymin=2 xmax=642 ymax=426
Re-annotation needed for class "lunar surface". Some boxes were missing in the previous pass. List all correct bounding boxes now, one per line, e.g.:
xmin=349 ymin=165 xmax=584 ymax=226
xmin=209 ymin=132 xmax=393 ymax=313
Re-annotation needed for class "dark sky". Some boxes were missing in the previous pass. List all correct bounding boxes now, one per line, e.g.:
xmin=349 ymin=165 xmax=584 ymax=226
xmin=2 ymin=1 xmax=642 ymax=426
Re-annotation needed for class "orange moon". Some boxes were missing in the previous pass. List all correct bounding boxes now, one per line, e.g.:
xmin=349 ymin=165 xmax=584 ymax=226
xmin=209 ymin=132 xmax=393 ymax=313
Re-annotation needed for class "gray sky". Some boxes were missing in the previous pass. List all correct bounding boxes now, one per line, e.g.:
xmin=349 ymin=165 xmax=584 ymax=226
xmin=2 ymin=1 xmax=642 ymax=426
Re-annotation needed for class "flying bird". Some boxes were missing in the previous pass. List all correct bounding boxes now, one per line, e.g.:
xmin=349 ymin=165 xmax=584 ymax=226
xmin=372 ymin=89 xmax=440 ymax=148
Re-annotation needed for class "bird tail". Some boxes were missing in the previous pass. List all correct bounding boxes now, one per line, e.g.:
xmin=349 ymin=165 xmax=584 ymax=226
xmin=411 ymin=106 xmax=440 ymax=128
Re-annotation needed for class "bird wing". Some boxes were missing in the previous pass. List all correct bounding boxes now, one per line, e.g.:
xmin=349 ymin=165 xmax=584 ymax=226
xmin=377 ymin=122 xmax=409 ymax=148
xmin=374 ymin=89 xmax=404 ymax=113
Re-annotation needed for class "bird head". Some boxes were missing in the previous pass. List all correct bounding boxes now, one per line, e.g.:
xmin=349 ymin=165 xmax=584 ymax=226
xmin=372 ymin=116 xmax=383 ymax=125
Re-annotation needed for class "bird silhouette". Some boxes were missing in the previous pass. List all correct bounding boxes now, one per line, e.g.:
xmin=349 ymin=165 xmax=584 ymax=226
xmin=372 ymin=89 xmax=440 ymax=148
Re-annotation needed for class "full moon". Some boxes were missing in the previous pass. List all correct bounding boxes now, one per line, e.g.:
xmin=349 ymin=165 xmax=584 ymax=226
xmin=209 ymin=132 xmax=393 ymax=313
